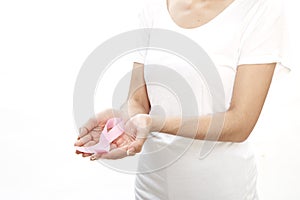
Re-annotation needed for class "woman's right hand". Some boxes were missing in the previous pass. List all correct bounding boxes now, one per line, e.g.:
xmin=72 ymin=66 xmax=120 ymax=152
xmin=74 ymin=108 xmax=124 ymax=157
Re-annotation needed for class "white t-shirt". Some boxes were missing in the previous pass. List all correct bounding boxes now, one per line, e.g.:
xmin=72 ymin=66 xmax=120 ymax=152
xmin=132 ymin=0 xmax=289 ymax=199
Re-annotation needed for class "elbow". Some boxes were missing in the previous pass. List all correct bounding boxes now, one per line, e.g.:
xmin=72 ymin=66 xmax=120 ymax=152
xmin=128 ymin=97 xmax=150 ymax=113
xmin=233 ymin=131 xmax=251 ymax=143
xmin=229 ymin=124 xmax=253 ymax=143
xmin=226 ymin=109 xmax=256 ymax=143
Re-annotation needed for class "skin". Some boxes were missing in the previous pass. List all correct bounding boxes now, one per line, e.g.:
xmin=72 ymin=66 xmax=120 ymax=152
xmin=74 ymin=62 xmax=151 ymax=159
xmin=74 ymin=0 xmax=276 ymax=160
xmin=167 ymin=0 xmax=236 ymax=29
xmin=150 ymin=63 xmax=276 ymax=143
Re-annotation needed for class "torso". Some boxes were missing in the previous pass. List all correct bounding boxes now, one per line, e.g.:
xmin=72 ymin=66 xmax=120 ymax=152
xmin=135 ymin=0 xmax=262 ymax=199
xmin=167 ymin=0 xmax=236 ymax=29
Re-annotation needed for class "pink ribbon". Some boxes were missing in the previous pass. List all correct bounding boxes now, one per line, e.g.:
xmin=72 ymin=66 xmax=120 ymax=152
xmin=76 ymin=118 xmax=124 ymax=154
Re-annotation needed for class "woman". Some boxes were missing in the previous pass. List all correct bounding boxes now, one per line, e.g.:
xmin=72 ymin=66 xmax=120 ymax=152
xmin=75 ymin=0 xmax=289 ymax=199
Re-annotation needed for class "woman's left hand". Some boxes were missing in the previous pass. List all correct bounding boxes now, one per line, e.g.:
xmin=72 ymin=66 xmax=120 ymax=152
xmin=90 ymin=114 xmax=152 ymax=160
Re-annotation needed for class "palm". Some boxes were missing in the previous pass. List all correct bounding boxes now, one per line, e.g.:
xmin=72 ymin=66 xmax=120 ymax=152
xmin=91 ymin=114 xmax=151 ymax=160
xmin=79 ymin=125 xmax=103 ymax=146
xmin=112 ymin=132 xmax=135 ymax=148
xmin=74 ymin=109 xmax=123 ymax=156
xmin=87 ymin=129 xmax=136 ymax=160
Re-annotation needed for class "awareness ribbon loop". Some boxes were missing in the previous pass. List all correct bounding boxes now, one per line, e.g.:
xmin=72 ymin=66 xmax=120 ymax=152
xmin=76 ymin=118 xmax=124 ymax=154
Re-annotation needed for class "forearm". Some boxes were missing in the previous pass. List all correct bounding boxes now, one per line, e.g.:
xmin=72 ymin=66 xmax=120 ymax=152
xmin=150 ymin=109 xmax=253 ymax=143
xmin=121 ymin=62 xmax=150 ymax=119
xmin=149 ymin=64 xmax=276 ymax=143
xmin=122 ymin=99 xmax=149 ymax=118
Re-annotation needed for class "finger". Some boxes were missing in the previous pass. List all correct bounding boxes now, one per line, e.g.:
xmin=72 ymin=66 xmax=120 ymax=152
xmin=127 ymin=138 xmax=146 ymax=154
xmin=76 ymin=148 xmax=93 ymax=157
xmin=90 ymin=143 xmax=119 ymax=161
xmin=114 ymin=137 xmax=125 ymax=146
xmin=82 ymin=152 xmax=92 ymax=157
xmin=90 ymin=153 xmax=103 ymax=161
xmin=78 ymin=117 xmax=98 ymax=138
xmin=78 ymin=127 xmax=89 ymax=139
xmin=110 ymin=143 xmax=118 ymax=150
xmin=74 ymin=134 xmax=92 ymax=146
xmin=75 ymin=150 xmax=82 ymax=154
xmin=99 ymin=147 xmax=128 ymax=160
xmin=83 ymin=140 xmax=97 ymax=147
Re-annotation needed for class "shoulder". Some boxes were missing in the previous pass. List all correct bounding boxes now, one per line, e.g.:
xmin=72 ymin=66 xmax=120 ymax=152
xmin=240 ymin=0 xmax=284 ymax=30
xmin=238 ymin=0 xmax=283 ymax=17
xmin=257 ymin=0 xmax=283 ymax=17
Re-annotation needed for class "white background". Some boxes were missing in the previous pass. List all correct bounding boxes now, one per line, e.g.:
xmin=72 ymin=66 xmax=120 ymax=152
xmin=0 ymin=0 xmax=299 ymax=199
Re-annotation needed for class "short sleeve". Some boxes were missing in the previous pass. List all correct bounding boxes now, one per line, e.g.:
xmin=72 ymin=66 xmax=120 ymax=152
xmin=130 ymin=1 xmax=152 ymax=65
xmin=237 ymin=0 xmax=291 ymax=72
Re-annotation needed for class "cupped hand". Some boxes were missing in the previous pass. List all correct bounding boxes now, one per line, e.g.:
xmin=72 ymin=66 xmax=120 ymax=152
xmin=74 ymin=109 xmax=125 ymax=157
xmin=90 ymin=114 xmax=152 ymax=160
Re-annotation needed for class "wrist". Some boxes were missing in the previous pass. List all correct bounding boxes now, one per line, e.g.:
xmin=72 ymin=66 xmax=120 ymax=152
xmin=130 ymin=114 xmax=165 ymax=133
xmin=148 ymin=115 xmax=165 ymax=132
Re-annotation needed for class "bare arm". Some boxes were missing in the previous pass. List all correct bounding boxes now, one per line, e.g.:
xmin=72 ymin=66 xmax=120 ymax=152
xmin=149 ymin=63 xmax=276 ymax=143
xmin=121 ymin=62 xmax=150 ymax=117
xmin=84 ymin=63 xmax=276 ymax=159
xmin=74 ymin=61 xmax=150 ymax=158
